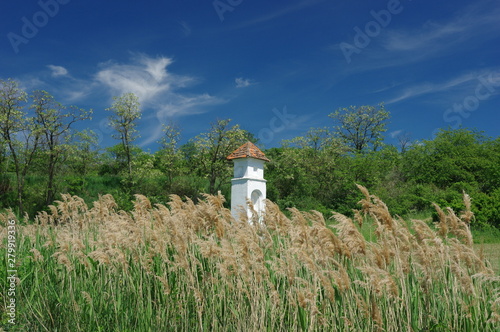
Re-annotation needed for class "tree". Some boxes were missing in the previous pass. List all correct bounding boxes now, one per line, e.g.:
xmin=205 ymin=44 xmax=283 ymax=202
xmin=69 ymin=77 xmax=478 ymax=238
xmin=192 ymin=119 xmax=249 ymax=194
xmin=106 ymin=93 xmax=141 ymax=182
xmin=397 ymin=131 xmax=412 ymax=153
xmin=401 ymin=128 xmax=488 ymax=189
xmin=0 ymin=79 xmax=40 ymax=214
xmin=329 ymin=103 xmax=390 ymax=152
xmin=399 ymin=128 xmax=500 ymax=227
xmin=67 ymin=129 xmax=100 ymax=176
xmin=157 ymin=122 xmax=182 ymax=184
xmin=270 ymin=128 xmax=348 ymax=212
xmin=32 ymin=90 xmax=92 ymax=205
xmin=101 ymin=144 xmax=142 ymax=176
xmin=283 ymin=127 xmax=343 ymax=152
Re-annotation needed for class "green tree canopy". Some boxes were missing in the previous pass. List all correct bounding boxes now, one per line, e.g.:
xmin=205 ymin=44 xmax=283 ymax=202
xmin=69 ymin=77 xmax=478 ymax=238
xmin=192 ymin=119 xmax=251 ymax=194
xmin=106 ymin=93 xmax=141 ymax=182
xmin=329 ymin=103 xmax=390 ymax=152
xmin=32 ymin=90 xmax=92 ymax=205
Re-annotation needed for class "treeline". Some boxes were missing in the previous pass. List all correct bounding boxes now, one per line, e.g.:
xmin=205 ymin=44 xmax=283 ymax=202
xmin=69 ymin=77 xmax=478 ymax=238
xmin=268 ymin=128 xmax=500 ymax=228
xmin=1 ymin=79 xmax=499 ymax=228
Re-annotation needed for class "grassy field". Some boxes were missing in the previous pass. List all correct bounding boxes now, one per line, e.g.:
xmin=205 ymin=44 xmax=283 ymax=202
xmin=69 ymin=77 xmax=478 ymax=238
xmin=475 ymin=244 xmax=500 ymax=275
xmin=1 ymin=186 xmax=499 ymax=331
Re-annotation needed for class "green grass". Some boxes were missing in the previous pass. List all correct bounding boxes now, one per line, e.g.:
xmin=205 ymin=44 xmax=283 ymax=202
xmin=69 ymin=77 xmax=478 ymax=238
xmin=472 ymin=226 xmax=500 ymax=244
xmin=475 ymin=243 xmax=500 ymax=275
xmin=345 ymin=211 xmax=500 ymax=275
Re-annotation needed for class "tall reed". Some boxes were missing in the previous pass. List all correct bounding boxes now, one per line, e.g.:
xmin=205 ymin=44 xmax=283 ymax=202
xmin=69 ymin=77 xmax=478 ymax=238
xmin=0 ymin=187 xmax=499 ymax=331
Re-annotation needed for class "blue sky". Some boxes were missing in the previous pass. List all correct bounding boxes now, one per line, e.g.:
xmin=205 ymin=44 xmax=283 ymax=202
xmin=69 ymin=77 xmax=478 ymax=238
xmin=1 ymin=0 xmax=499 ymax=149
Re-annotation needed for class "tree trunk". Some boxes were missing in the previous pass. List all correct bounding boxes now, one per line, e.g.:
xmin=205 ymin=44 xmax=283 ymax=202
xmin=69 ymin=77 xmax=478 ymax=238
xmin=209 ymin=169 xmax=216 ymax=195
xmin=8 ymin=144 xmax=24 ymax=215
xmin=46 ymin=152 xmax=56 ymax=206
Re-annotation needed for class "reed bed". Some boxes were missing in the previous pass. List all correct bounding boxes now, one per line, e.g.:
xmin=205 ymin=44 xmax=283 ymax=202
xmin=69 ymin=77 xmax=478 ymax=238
xmin=1 ymin=186 xmax=499 ymax=331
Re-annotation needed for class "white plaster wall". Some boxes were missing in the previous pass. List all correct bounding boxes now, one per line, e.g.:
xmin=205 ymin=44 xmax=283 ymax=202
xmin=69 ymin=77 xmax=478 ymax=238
xmin=231 ymin=174 xmax=266 ymax=220
xmin=233 ymin=158 xmax=265 ymax=179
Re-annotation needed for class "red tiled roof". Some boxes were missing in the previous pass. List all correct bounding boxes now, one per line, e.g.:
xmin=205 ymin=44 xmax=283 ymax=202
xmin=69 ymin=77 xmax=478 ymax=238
xmin=227 ymin=142 xmax=270 ymax=162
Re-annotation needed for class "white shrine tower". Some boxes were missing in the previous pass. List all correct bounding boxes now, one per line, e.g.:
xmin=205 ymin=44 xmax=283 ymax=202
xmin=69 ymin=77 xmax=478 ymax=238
xmin=227 ymin=142 xmax=270 ymax=221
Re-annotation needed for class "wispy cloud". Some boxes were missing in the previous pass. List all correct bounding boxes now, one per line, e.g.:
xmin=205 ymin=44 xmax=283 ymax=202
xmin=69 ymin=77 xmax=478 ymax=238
xmin=47 ymin=65 xmax=68 ymax=77
xmin=383 ymin=3 xmax=500 ymax=53
xmin=95 ymin=54 xmax=219 ymax=111
xmin=18 ymin=67 xmax=93 ymax=103
xmin=18 ymin=54 xmax=224 ymax=146
xmin=384 ymin=22 xmax=465 ymax=53
xmin=389 ymin=130 xmax=403 ymax=139
xmin=337 ymin=1 xmax=500 ymax=73
xmin=386 ymin=69 xmax=500 ymax=104
xmin=235 ymin=77 xmax=256 ymax=88
xmin=234 ymin=0 xmax=326 ymax=29
xmin=95 ymin=53 xmax=224 ymax=145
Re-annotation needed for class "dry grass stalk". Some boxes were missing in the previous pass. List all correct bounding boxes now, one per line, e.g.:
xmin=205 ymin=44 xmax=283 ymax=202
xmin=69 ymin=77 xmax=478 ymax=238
xmin=460 ymin=191 xmax=474 ymax=225
xmin=331 ymin=212 xmax=364 ymax=255
xmin=1 ymin=185 xmax=498 ymax=331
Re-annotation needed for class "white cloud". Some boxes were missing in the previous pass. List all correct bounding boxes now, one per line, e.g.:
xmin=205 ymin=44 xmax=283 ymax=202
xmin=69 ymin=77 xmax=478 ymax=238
xmin=389 ymin=130 xmax=403 ymax=139
xmin=95 ymin=54 xmax=224 ymax=145
xmin=336 ymin=1 xmax=500 ymax=74
xmin=234 ymin=0 xmax=327 ymax=29
xmin=20 ymin=54 xmax=225 ymax=147
xmin=384 ymin=22 xmax=465 ymax=52
xmin=382 ymin=2 xmax=500 ymax=54
xmin=386 ymin=69 xmax=500 ymax=104
xmin=96 ymin=56 xmax=170 ymax=102
xmin=235 ymin=77 xmax=256 ymax=88
xmin=95 ymin=54 xmax=220 ymax=111
xmin=47 ymin=65 xmax=68 ymax=77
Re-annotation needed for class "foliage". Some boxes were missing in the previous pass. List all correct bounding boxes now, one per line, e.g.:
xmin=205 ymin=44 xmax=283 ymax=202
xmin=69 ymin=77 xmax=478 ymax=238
xmin=191 ymin=119 xmax=251 ymax=194
xmin=1 ymin=81 xmax=499 ymax=230
xmin=66 ymin=129 xmax=100 ymax=176
xmin=156 ymin=122 xmax=182 ymax=184
xmin=329 ymin=103 xmax=390 ymax=152
xmin=106 ymin=93 xmax=141 ymax=182
xmin=31 ymin=90 xmax=92 ymax=205
xmin=0 ymin=79 xmax=40 ymax=214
